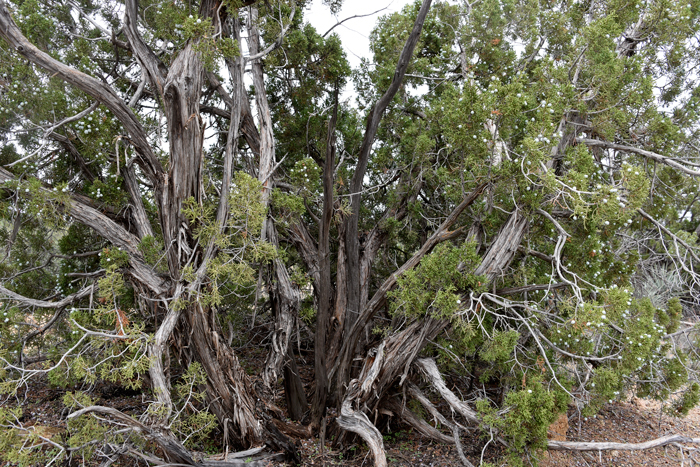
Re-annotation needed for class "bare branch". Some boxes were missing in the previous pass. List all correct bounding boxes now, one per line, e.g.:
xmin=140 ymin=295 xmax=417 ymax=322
xmin=322 ymin=6 xmax=388 ymax=38
xmin=577 ymin=138 xmax=700 ymax=177
xmin=496 ymin=282 xmax=569 ymax=295
xmin=123 ymin=0 xmax=167 ymax=95
xmin=336 ymin=380 xmax=387 ymax=467
xmin=0 ymin=0 xmax=164 ymax=183
xmin=0 ymin=283 xmax=93 ymax=309
xmin=548 ymin=435 xmax=700 ymax=452
xmin=639 ymin=208 xmax=700 ymax=264
xmin=245 ymin=1 xmax=296 ymax=63
xmin=414 ymin=358 xmax=480 ymax=425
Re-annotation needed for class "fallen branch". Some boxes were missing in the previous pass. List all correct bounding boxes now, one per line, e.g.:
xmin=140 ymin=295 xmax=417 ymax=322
xmin=548 ymin=434 xmax=700 ymax=451
xmin=68 ymin=406 xmax=199 ymax=466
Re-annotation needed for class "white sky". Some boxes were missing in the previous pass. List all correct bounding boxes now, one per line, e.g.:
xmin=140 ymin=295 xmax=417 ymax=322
xmin=303 ymin=0 xmax=413 ymax=69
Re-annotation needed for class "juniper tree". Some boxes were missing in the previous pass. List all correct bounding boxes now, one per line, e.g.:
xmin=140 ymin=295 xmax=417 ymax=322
xmin=1 ymin=0 xmax=700 ymax=465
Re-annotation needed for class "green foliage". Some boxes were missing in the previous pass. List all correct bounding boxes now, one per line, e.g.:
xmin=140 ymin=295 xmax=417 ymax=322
xmin=480 ymin=330 xmax=519 ymax=363
xmin=171 ymin=362 xmax=218 ymax=449
xmin=138 ymin=235 xmax=166 ymax=270
xmin=2 ymin=0 xmax=700 ymax=465
xmin=668 ymin=383 xmax=700 ymax=417
xmin=478 ymin=378 xmax=565 ymax=465
xmin=389 ymin=241 xmax=483 ymax=319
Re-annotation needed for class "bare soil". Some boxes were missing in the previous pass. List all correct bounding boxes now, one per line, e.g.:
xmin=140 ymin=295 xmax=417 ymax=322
xmin=9 ymin=355 xmax=700 ymax=466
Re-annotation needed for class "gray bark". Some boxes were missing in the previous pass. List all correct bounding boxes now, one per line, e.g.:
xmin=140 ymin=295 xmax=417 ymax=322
xmin=344 ymin=0 xmax=433 ymax=339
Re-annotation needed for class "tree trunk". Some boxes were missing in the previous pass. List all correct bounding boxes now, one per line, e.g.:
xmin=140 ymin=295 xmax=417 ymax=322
xmin=262 ymin=221 xmax=302 ymax=390
xmin=177 ymin=301 xmax=263 ymax=447
xmin=160 ymin=43 xmax=204 ymax=277
xmin=283 ymin=351 xmax=308 ymax=421
xmin=344 ymin=0 xmax=433 ymax=340
xmin=311 ymin=91 xmax=338 ymax=426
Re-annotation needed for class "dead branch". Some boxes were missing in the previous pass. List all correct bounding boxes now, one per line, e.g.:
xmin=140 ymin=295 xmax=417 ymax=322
xmin=385 ymin=398 xmax=456 ymax=445
xmin=414 ymin=358 xmax=480 ymax=425
xmin=0 ymin=283 xmax=93 ymax=310
xmin=576 ymin=138 xmax=700 ymax=177
xmin=68 ymin=406 xmax=200 ymax=466
xmin=548 ymin=434 xmax=700 ymax=452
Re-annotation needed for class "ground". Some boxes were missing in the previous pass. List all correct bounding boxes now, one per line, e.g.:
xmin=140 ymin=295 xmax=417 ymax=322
xmin=12 ymin=370 xmax=700 ymax=466
xmin=7 ymin=324 xmax=700 ymax=466
xmin=284 ymin=400 xmax=700 ymax=466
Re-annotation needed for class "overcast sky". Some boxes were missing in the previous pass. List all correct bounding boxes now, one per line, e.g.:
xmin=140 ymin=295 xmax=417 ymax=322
xmin=303 ymin=0 xmax=413 ymax=69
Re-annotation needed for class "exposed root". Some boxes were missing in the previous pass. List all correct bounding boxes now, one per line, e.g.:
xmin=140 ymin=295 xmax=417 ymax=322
xmin=336 ymin=380 xmax=387 ymax=467
xmin=414 ymin=358 xmax=480 ymax=425
xmin=385 ymin=398 xmax=455 ymax=445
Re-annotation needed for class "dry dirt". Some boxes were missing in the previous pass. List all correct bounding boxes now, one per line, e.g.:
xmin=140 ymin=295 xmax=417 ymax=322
xmin=539 ymin=399 xmax=700 ymax=467
xmin=282 ymin=399 xmax=700 ymax=466
xmin=9 ymin=375 xmax=700 ymax=466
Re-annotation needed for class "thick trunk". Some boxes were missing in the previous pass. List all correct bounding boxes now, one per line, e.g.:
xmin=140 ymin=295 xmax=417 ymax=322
xmin=161 ymin=43 xmax=204 ymax=277
xmin=262 ymin=221 xmax=302 ymax=390
xmin=311 ymin=93 xmax=338 ymax=425
xmin=177 ymin=301 xmax=263 ymax=447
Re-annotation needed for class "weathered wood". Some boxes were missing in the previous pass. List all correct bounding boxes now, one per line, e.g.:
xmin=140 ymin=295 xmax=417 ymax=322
xmin=146 ymin=293 xmax=184 ymax=424
xmin=414 ymin=358 xmax=480 ymax=425
xmin=68 ymin=406 xmax=201 ymax=466
xmin=336 ymin=380 xmax=387 ymax=467
xmin=122 ymin=163 xmax=155 ymax=240
xmin=160 ymin=42 xmax=205 ymax=276
xmin=0 ymin=282 xmax=93 ymax=310
xmin=124 ymin=0 xmax=167 ymax=95
xmin=577 ymin=138 xmax=700 ymax=177
xmin=178 ymin=301 xmax=263 ymax=447
xmin=384 ymin=399 xmax=455 ymax=445
xmin=0 ymin=167 xmax=167 ymax=296
xmin=262 ymin=221 xmax=301 ymax=389
xmin=473 ymin=211 xmax=528 ymax=282
xmin=247 ymin=4 xmax=275 ymax=209
xmin=548 ymin=435 xmax=700 ymax=452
